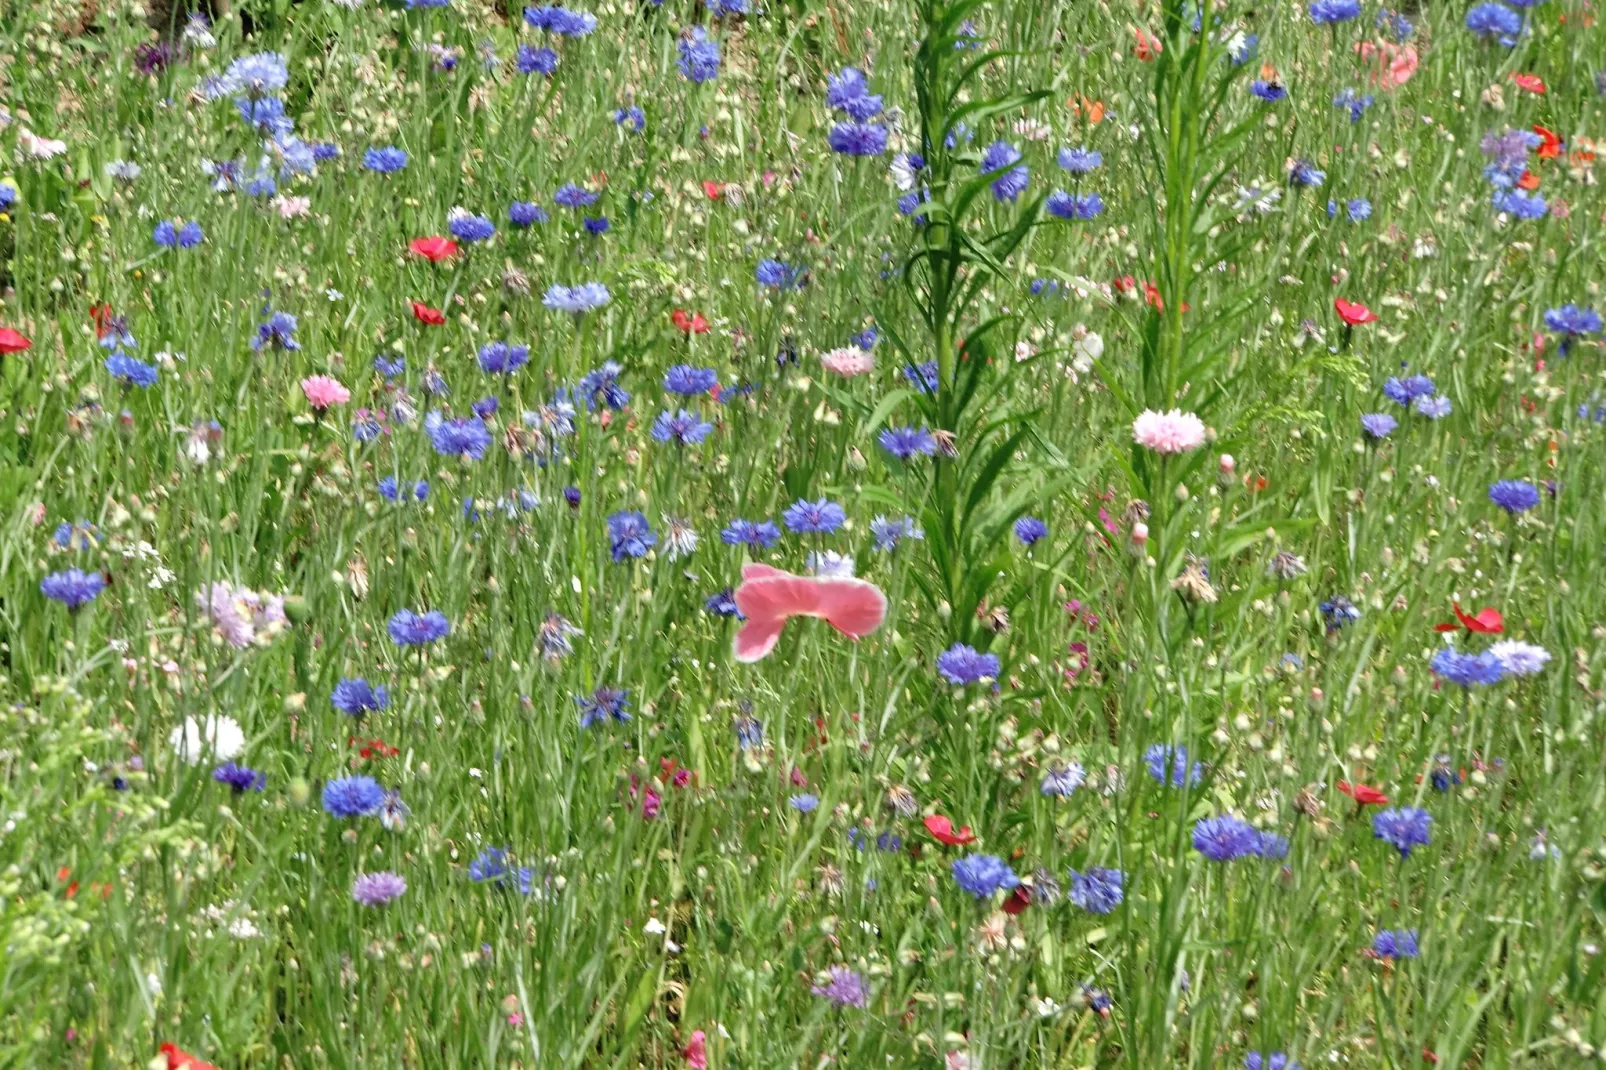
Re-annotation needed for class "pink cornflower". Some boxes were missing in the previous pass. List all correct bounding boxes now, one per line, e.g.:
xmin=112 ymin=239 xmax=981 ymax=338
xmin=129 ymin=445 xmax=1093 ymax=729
xmin=820 ymin=347 xmax=874 ymax=377
xmin=1131 ymin=409 xmax=1206 ymax=454
xmin=300 ymin=375 xmax=351 ymax=411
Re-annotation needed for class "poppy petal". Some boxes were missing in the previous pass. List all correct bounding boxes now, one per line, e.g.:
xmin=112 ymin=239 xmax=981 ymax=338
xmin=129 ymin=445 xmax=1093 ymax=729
xmin=733 ymin=616 xmax=786 ymax=663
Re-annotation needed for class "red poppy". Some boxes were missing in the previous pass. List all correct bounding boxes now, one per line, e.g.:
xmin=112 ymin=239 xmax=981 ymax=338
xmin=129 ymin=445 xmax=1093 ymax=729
xmin=1112 ymin=274 xmax=1137 ymax=295
xmin=1517 ymin=170 xmax=1541 ymax=191
xmin=923 ymin=814 xmax=976 ymax=846
xmin=160 ymin=1043 xmax=220 ymax=1070
xmin=411 ymin=301 xmax=446 ymax=325
xmin=1002 ymin=885 xmax=1032 ymax=915
xmin=1143 ymin=282 xmax=1190 ymax=314
xmin=702 ymin=180 xmax=723 ymax=201
xmin=1510 ymin=72 xmax=1546 ymax=95
xmin=1434 ymin=603 xmax=1503 ymax=635
xmin=409 ymin=236 xmax=459 ymax=262
xmin=90 ymin=302 xmax=113 ymax=338
xmin=1338 ymin=780 xmax=1389 ymax=806
xmin=1131 ymin=25 xmax=1162 ymax=61
xmin=0 ymin=326 xmax=31 ymax=353
xmin=352 ymin=736 xmax=400 ymax=760
xmin=1533 ymin=125 xmax=1563 ymax=160
xmin=671 ymin=309 xmax=711 ymax=335
xmin=1334 ymin=298 xmax=1378 ymax=326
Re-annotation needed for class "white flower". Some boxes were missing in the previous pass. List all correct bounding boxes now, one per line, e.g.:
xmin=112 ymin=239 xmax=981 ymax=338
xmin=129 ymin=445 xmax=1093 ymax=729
xmin=19 ymin=129 xmax=67 ymax=160
xmin=1490 ymin=640 xmax=1551 ymax=676
xmin=169 ymin=714 xmax=245 ymax=765
xmin=888 ymin=153 xmax=919 ymax=192
xmin=806 ymin=551 xmax=855 ymax=578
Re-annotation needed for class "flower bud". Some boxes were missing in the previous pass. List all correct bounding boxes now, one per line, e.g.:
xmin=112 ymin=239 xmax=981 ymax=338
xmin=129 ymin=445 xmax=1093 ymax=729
xmin=1130 ymin=522 xmax=1149 ymax=546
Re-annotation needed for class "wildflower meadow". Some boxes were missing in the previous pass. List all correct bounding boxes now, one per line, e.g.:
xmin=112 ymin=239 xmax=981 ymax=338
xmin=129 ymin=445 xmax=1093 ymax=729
xmin=1 ymin=0 xmax=1604 ymax=1064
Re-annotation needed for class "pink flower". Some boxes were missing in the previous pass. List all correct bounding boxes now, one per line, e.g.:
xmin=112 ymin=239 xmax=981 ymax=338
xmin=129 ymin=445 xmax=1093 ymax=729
xmin=300 ymin=375 xmax=351 ymax=411
xmin=1355 ymin=41 xmax=1418 ymax=89
xmin=1131 ymin=409 xmax=1206 ymax=454
xmin=732 ymin=563 xmax=887 ymax=663
xmin=683 ymin=1030 xmax=708 ymax=1069
xmin=820 ymin=347 xmax=874 ymax=377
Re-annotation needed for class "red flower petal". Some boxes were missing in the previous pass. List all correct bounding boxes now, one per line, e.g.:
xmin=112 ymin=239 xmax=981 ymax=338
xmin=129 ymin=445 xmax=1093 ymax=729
xmin=411 ymin=301 xmax=446 ymax=325
xmin=161 ymin=1043 xmax=221 ymax=1070
xmin=1453 ymin=603 xmax=1504 ymax=634
xmin=922 ymin=814 xmax=976 ymax=846
xmin=0 ymin=326 xmax=32 ymax=354
xmin=408 ymin=236 xmax=459 ymax=262
xmin=1002 ymin=885 xmax=1032 ymax=915
xmin=1338 ymin=780 xmax=1389 ymax=806
xmin=1334 ymin=298 xmax=1378 ymax=326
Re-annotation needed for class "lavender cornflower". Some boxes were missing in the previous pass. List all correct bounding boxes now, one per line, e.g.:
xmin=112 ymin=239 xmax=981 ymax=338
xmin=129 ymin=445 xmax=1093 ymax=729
xmin=1373 ymin=807 xmax=1432 ymax=857
xmin=1360 ymin=413 xmax=1397 ymax=439
xmin=1144 ymin=743 xmax=1202 ymax=787
xmin=478 ymin=341 xmax=530 ymax=376
xmin=614 ymin=106 xmax=645 ymax=131
xmin=105 ymin=352 xmax=159 ymax=387
xmin=448 ymin=211 xmax=495 ymax=242
xmin=352 ymin=872 xmax=407 ymax=906
xmin=826 ymin=67 xmax=882 ymax=119
xmin=811 ymin=966 xmax=869 ymax=1008
xmin=827 ymin=121 xmax=889 ymax=156
xmin=576 ymin=686 xmax=630 ymax=727
xmin=577 ymin=360 xmax=629 ymax=409
xmin=427 ymin=414 xmax=494 ymax=459
xmin=1245 ymin=1054 xmax=1301 ymax=1070
xmin=1249 ymin=79 xmax=1287 ymax=102
xmin=870 ymin=515 xmax=923 ymax=551
xmin=1492 ymin=189 xmax=1547 ymax=219
xmin=509 ymin=201 xmax=549 ymax=226
xmin=1490 ymin=639 xmax=1550 ymax=676
xmin=704 ymin=589 xmax=742 ymax=618
xmin=878 ymin=425 xmax=937 ymax=460
xmin=1332 ymin=88 xmax=1374 ymax=122
xmin=1318 ymin=596 xmax=1361 ymax=632
xmin=251 ymin=311 xmax=300 ymax=351
xmin=1414 ymin=395 xmax=1452 ymax=418
xmin=664 ymin=365 xmax=719 ymax=395
xmin=722 ymin=518 xmax=782 ymax=549
xmin=522 ymin=3 xmax=596 ymax=34
xmin=756 ymin=258 xmax=803 ymax=289
xmin=1046 ymin=191 xmax=1104 ymax=220
xmin=1040 ymin=761 xmax=1085 ymax=797
xmin=553 ymin=183 xmax=599 ymax=208
xmin=539 ymin=613 xmax=582 ymax=661
xmin=1057 ymin=146 xmax=1102 ymax=173
xmin=651 ymin=409 xmax=715 ymax=447
xmin=543 ymin=282 xmax=611 ymax=314
xmin=782 ymin=498 xmax=846 ymax=534
xmin=1544 ymin=305 xmax=1602 ymax=354
xmin=515 ymin=44 xmax=559 ymax=75
xmin=1287 ymin=159 xmax=1326 ymax=188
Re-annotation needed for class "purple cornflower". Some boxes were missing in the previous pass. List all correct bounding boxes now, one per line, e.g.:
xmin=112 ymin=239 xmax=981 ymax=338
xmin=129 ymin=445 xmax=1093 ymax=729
xmin=607 ymin=511 xmax=656 ymax=561
xmin=40 ymin=569 xmax=106 ymax=610
xmin=936 ymin=643 xmax=999 ymax=685
xmin=1430 ymin=647 xmax=1506 ymax=687
xmin=878 ymin=425 xmax=937 ymax=460
xmin=827 ymin=121 xmax=889 ymax=156
xmin=1144 ymin=743 xmax=1202 ymax=787
xmin=212 ymin=762 xmax=266 ymax=793
xmin=1361 ymin=413 xmax=1397 ymax=439
xmin=677 ymin=28 xmax=720 ymax=83
xmin=981 ymin=140 xmax=1028 ymax=201
xmin=721 ymin=518 xmax=782 ymax=549
xmin=1465 ymin=1 xmax=1522 ymax=44
xmin=811 ymin=966 xmax=869 ymax=1008
xmin=387 ymin=609 xmax=451 ymax=646
xmin=1488 ymin=479 xmax=1540 ymax=514
xmin=782 ymin=498 xmax=845 ymax=534
xmin=664 ymin=365 xmax=719 ymax=395
xmin=576 ymin=686 xmax=631 ymax=727
xmin=651 ymin=409 xmax=714 ymax=447
xmin=1384 ymin=374 xmax=1436 ymax=404
xmin=1309 ymin=0 xmax=1360 ymax=23
xmin=332 ymin=677 xmax=389 ymax=717
xmin=1046 ymin=191 xmax=1104 ymax=219
xmin=323 ymin=775 xmax=386 ymax=817
xmin=1066 ymin=867 xmax=1125 ymax=914
xmin=1014 ymin=516 xmax=1048 ymax=545
xmin=516 ymin=45 xmax=559 ymax=75
xmin=951 ymin=853 xmax=1021 ymax=898
xmin=1192 ymin=815 xmax=1262 ymax=861
xmin=1371 ymin=929 xmax=1420 ymax=959
xmin=509 ymin=201 xmax=549 ymax=226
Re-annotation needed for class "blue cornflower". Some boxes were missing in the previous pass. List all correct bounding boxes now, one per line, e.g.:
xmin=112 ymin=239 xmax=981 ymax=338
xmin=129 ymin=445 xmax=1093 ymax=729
xmin=1040 ymin=761 xmax=1085 ymax=797
xmin=332 ymin=677 xmax=390 ymax=717
xmin=509 ymin=201 xmax=549 ymax=226
xmin=878 ymin=425 xmax=936 ymax=460
xmin=936 ymin=643 xmax=1000 ymax=686
xmin=1057 ymin=147 xmax=1102 ymax=173
xmin=1465 ymin=1 xmax=1522 ymax=44
xmin=1319 ymin=596 xmax=1361 ymax=632
xmin=576 ymin=686 xmax=630 ymax=727
xmin=105 ymin=352 xmax=159 ymax=388
xmin=1492 ymin=189 xmax=1547 ymax=219
xmin=664 ymin=365 xmax=719 ymax=396
xmin=1372 ymin=806 xmax=1432 ymax=857
xmin=323 ymin=775 xmax=386 ymax=818
xmin=213 ymin=762 xmax=266 ymax=793
xmin=235 ymin=95 xmax=293 ymax=136
xmin=951 ymin=854 xmax=1020 ymax=899
xmin=40 ymin=568 xmax=106 ymax=609
xmin=1249 ymin=79 xmax=1287 ymax=102
xmin=427 ymin=414 xmax=494 ymax=459
xmin=782 ymin=498 xmax=846 ymax=534
xmin=577 ymin=360 xmax=629 ymax=409
xmin=216 ymin=51 xmax=289 ymax=97
xmin=721 ymin=518 xmax=782 ymax=549
xmin=1383 ymin=374 xmax=1435 ymax=405
xmin=733 ymin=712 xmax=764 ymax=748
xmin=515 ymin=44 xmax=559 ymax=75
xmin=870 ymin=515 xmax=922 ymax=551
xmin=583 ymin=216 xmax=609 ymax=235
xmin=1544 ymin=305 xmax=1602 ymax=355
xmin=176 ymin=221 xmax=204 ymax=247
xmin=1414 ymin=395 xmax=1452 ymax=418
xmin=153 ymin=221 xmax=178 ymax=247
xmin=853 ymin=327 xmax=880 ymax=349
xmin=522 ymin=3 xmax=596 ymax=34
xmin=1431 ymin=646 xmax=1506 ymax=687
xmin=614 ymin=106 xmax=645 ymax=131
xmin=1245 ymin=1054 xmax=1301 ymax=1070
xmin=904 ymin=361 xmax=938 ymax=393
xmin=828 ymin=121 xmax=889 ymax=156
xmin=1014 ymin=516 xmax=1048 ymax=546
xmin=607 ymin=511 xmax=656 ymax=561
xmin=790 ymin=793 xmax=820 ymax=812
xmin=708 ymin=0 xmax=745 ymax=15
xmin=244 ymin=171 xmax=277 ymax=198
xmin=1309 ymin=0 xmax=1360 ymax=22
xmin=1229 ymin=32 xmax=1259 ymax=64
xmin=1192 ymin=815 xmax=1262 ymax=861
xmin=826 ymin=67 xmax=880 ymax=117
xmin=981 ymin=140 xmax=1028 ymax=201
xmin=252 ymin=311 xmax=299 ymax=352
xmin=1144 ymin=744 xmax=1203 ymax=787
xmin=543 ymin=282 xmax=611 ymax=314
xmin=448 ymin=212 xmax=495 ymax=243
xmin=1287 ymin=159 xmax=1326 ymax=188
xmin=1346 ymin=197 xmax=1372 ymax=222
xmin=677 ymin=27 xmax=721 ymax=83
xmin=1046 ymin=190 xmax=1103 ymax=220
xmin=1360 ymin=413 xmax=1397 ymax=439
xmin=477 ymin=341 xmax=529 ymax=376
xmin=1380 ymin=9 xmax=1413 ymax=39
xmin=704 ymin=588 xmax=743 ymax=618
xmin=553 ymin=183 xmax=598 ymax=208
xmin=387 ymin=609 xmax=451 ymax=646
xmin=0 ymin=182 xmax=16 ymax=210
xmin=897 ymin=190 xmax=929 ymax=219
xmin=1332 ymin=88 xmax=1374 ymax=122
xmin=362 ymin=146 xmax=409 ymax=173
xmin=311 ymin=142 xmax=341 ymax=162
xmin=1488 ymin=479 xmax=1540 ymax=514
xmin=651 ymin=409 xmax=714 ymax=446
xmin=1067 ymin=867 xmax=1124 ymax=914
xmin=756 ymin=258 xmax=803 ymax=289
xmin=1372 ymin=929 xmax=1420 ymax=959
xmin=467 ymin=847 xmax=535 ymax=891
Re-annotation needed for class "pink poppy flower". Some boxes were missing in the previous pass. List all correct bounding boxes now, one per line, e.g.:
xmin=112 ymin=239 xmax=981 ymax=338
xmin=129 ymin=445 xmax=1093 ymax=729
xmin=1354 ymin=41 xmax=1418 ymax=89
xmin=1131 ymin=409 xmax=1206 ymax=454
xmin=820 ymin=347 xmax=874 ymax=377
xmin=683 ymin=1030 xmax=707 ymax=1070
xmin=300 ymin=374 xmax=351 ymax=411
xmin=732 ymin=563 xmax=887 ymax=662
